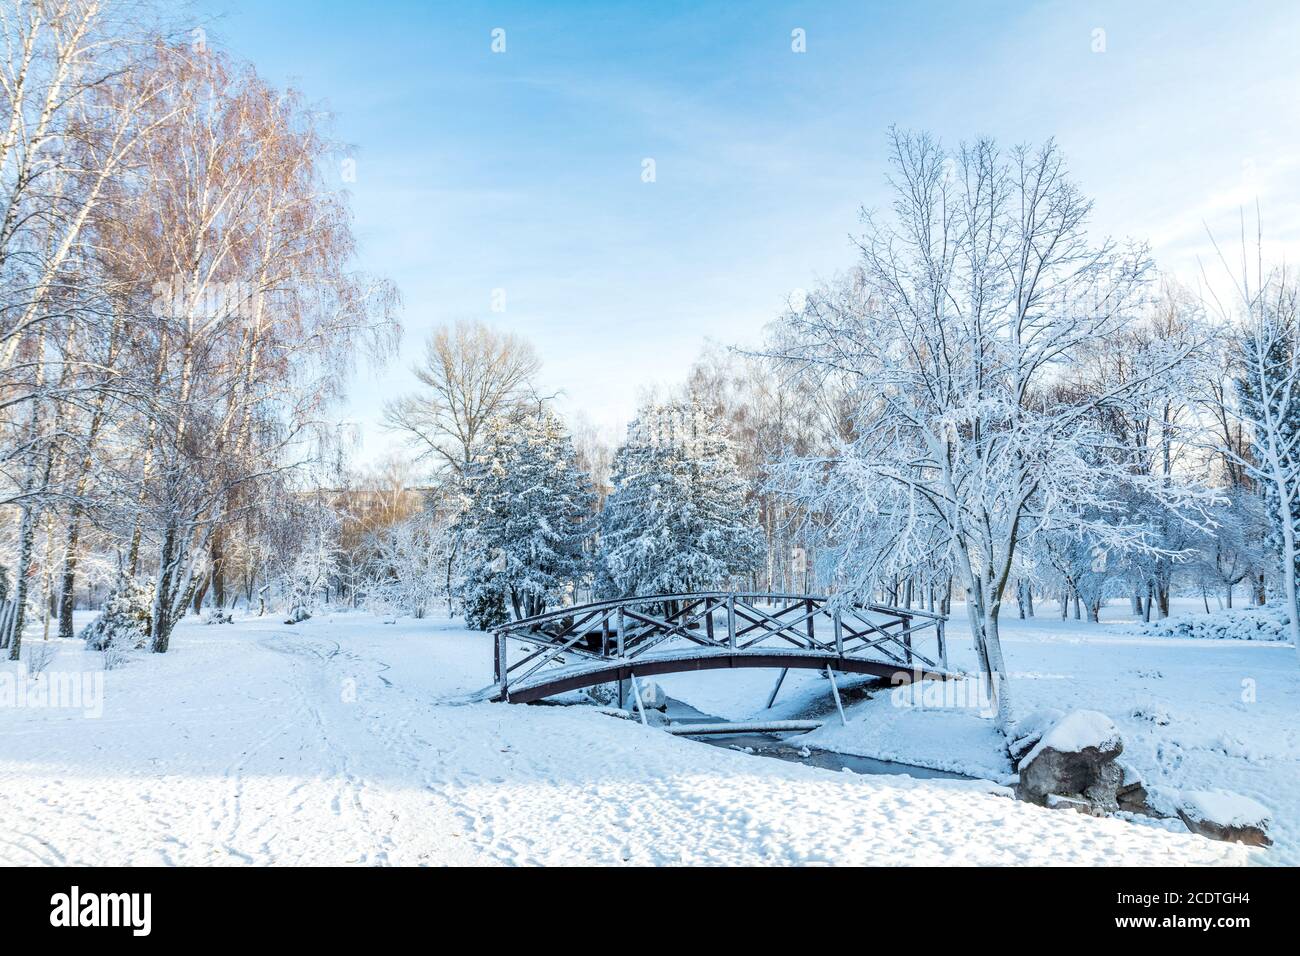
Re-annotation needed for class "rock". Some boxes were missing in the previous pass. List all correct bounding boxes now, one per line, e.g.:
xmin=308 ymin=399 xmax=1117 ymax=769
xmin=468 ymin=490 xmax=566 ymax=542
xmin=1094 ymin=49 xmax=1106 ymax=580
xmin=204 ymin=608 xmax=233 ymax=625
xmin=1176 ymin=790 xmax=1272 ymax=847
xmin=629 ymin=679 xmax=667 ymax=711
xmin=1044 ymin=793 xmax=1098 ymax=816
xmin=284 ymin=605 xmax=311 ymax=625
xmin=1115 ymin=762 xmax=1152 ymax=815
xmin=1015 ymin=709 xmax=1124 ymax=810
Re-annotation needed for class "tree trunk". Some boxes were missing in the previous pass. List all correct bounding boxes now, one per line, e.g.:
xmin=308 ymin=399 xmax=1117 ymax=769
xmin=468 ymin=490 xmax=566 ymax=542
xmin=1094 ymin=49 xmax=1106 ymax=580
xmin=57 ymin=511 xmax=83 ymax=639
xmin=7 ymin=505 xmax=37 ymax=660
xmin=210 ymin=530 xmax=226 ymax=608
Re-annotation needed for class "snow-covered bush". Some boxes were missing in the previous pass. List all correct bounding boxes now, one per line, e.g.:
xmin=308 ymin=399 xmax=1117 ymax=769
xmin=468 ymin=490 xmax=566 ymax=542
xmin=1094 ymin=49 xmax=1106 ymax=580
xmin=25 ymin=640 xmax=55 ymax=677
xmin=463 ymin=574 xmax=509 ymax=631
xmin=363 ymin=513 xmax=454 ymax=619
xmin=1131 ymin=603 xmax=1290 ymax=641
xmin=80 ymin=577 xmax=155 ymax=652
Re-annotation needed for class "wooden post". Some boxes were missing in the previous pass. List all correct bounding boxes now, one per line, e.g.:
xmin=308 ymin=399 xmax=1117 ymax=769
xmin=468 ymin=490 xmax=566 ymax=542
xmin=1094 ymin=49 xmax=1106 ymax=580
xmin=616 ymin=608 xmax=625 ymax=658
xmin=936 ymin=618 xmax=947 ymax=670
xmin=705 ymin=598 xmax=715 ymax=643
xmin=826 ymin=665 xmax=847 ymax=726
xmin=494 ymin=632 xmax=507 ymax=687
xmin=805 ymin=598 xmax=815 ymax=645
xmin=766 ymin=668 xmax=788 ymax=709
xmin=901 ymin=613 xmax=913 ymax=666
xmin=726 ymin=594 xmax=736 ymax=650
xmin=833 ymin=610 xmax=843 ymax=656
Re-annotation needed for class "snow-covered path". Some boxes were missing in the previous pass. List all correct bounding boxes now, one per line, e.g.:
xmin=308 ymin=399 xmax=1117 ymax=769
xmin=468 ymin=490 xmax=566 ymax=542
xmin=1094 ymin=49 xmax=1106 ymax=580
xmin=0 ymin=612 xmax=1255 ymax=865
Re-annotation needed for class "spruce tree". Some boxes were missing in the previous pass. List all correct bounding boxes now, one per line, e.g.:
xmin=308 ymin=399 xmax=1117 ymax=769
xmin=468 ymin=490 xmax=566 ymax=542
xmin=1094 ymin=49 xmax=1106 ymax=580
xmin=596 ymin=402 xmax=763 ymax=597
xmin=458 ymin=408 xmax=594 ymax=628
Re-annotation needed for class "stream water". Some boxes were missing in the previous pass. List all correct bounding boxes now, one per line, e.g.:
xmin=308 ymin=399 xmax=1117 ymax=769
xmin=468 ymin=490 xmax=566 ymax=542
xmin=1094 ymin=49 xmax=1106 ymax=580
xmin=661 ymin=696 xmax=971 ymax=781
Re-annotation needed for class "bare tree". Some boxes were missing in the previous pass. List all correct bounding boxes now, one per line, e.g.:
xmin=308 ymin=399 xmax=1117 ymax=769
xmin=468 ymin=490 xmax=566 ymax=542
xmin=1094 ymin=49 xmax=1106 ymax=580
xmin=383 ymin=320 xmax=541 ymax=482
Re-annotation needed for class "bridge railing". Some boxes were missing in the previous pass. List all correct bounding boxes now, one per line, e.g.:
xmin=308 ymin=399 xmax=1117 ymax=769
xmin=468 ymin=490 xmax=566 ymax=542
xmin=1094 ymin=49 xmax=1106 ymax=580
xmin=492 ymin=591 xmax=948 ymax=700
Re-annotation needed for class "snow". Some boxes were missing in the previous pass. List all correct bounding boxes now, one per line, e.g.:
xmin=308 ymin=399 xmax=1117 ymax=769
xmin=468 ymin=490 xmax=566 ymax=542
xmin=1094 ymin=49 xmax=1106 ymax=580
xmin=1021 ymin=710 xmax=1121 ymax=766
xmin=716 ymin=599 xmax=1297 ymax=865
xmin=0 ymin=606 xmax=1265 ymax=866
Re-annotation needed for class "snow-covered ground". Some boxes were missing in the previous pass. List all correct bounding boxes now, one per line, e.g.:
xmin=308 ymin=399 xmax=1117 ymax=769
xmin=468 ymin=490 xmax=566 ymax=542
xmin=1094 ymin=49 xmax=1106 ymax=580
xmin=655 ymin=598 xmax=1298 ymax=863
xmin=0 ymin=600 xmax=1287 ymax=866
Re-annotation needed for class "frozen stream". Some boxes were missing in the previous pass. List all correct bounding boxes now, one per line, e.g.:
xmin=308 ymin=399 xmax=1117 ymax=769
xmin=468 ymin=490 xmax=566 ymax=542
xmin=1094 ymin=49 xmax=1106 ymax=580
xmin=660 ymin=696 xmax=972 ymax=781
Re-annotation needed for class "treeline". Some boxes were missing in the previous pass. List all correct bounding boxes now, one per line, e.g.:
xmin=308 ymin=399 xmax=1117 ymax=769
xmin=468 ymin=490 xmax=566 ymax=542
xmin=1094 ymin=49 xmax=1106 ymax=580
xmin=358 ymin=322 xmax=767 ymax=630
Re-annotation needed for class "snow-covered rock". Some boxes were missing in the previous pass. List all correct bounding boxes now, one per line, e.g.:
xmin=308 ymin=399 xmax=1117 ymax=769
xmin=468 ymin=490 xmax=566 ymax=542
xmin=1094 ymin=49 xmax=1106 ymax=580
xmin=1016 ymin=710 xmax=1124 ymax=813
xmin=1007 ymin=708 xmax=1065 ymax=763
xmin=1177 ymin=789 xmax=1273 ymax=847
xmin=284 ymin=605 xmax=311 ymax=625
xmin=204 ymin=608 xmax=233 ymax=625
xmin=630 ymin=679 xmax=667 ymax=711
xmin=1115 ymin=762 xmax=1151 ymax=815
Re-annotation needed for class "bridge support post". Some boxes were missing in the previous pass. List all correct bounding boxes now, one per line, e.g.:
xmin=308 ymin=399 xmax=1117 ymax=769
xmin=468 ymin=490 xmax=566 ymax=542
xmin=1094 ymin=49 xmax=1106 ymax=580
xmin=832 ymin=610 xmax=843 ymax=655
xmin=936 ymin=618 xmax=947 ymax=669
xmin=765 ymin=668 xmax=788 ymax=709
xmin=629 ymin=673 xmax=649 ymax=726
xmin=902 ymin=614 xmax=913 ymax=666
xmin=826 ymin=665 xmax=847 ymax=726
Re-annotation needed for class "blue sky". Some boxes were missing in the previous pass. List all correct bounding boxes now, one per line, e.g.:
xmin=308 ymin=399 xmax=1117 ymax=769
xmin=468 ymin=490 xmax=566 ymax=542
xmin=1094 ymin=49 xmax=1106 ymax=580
xmin=189 ymin=0 xmax=1300 ymax=465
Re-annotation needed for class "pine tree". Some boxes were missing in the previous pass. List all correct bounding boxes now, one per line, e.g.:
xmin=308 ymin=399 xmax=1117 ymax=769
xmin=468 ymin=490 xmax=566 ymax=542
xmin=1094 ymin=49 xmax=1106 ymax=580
xmin=596 ymin=402 xmax=763 ymax=597
xmin=458 ymin=409 xmax=594 ymax=628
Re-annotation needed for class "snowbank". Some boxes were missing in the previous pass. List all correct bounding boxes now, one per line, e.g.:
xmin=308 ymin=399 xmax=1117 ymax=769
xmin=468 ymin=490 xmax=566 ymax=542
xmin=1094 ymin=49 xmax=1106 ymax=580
xmin=1130 ymin=603 xmax=1292 ymax=642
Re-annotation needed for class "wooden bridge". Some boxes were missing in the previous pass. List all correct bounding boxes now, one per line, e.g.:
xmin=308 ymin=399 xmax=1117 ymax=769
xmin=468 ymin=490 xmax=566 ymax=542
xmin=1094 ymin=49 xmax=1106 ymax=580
xmin=490 ymin=591 xmax=951 ymax=704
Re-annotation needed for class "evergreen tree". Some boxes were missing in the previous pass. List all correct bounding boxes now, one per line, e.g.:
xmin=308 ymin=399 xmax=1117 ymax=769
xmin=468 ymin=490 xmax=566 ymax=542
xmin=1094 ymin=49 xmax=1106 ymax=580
xmin=596 ymin=402 xmax=763 ymax=597
xmin=458 ymin=409 xmax=594 ymax=628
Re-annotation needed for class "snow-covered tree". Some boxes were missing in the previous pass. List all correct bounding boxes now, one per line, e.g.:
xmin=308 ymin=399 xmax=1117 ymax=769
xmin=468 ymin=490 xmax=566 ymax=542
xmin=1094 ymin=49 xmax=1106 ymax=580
xmin=287 ymin=493 xmax=343 ymax=609
xmin=596 ymin=402 xmax=763 ymax=597
xmin=364 ymin=512 xmax=454 ymax=619
xmin=1231 ymin=274 xmax=1300 ymax=659
xmin=458 ymin=409 xmax=593 ymax=627
xmin=767 ymin=131 xmax=1202 ymax=728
